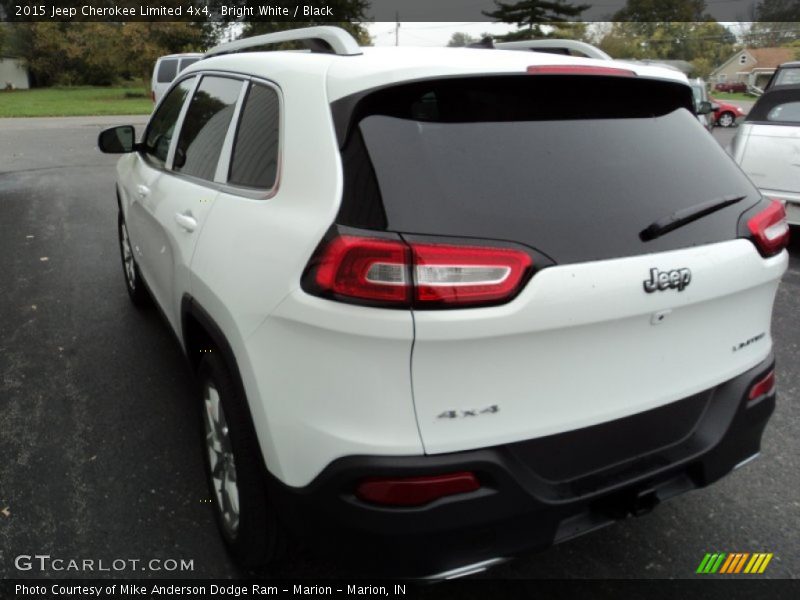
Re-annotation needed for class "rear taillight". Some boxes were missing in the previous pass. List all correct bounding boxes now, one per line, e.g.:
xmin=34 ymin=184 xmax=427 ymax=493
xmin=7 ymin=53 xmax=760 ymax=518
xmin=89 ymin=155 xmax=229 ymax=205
xmin=527 ymin=65 xmax=637 ymax=77
xmin=355 ymin=472 xmax=480 ymax=507
xmin=305 ymin=234 xmax=533 ymax=309
xmin=312 ymin=236 xmax=411 ymax=305
xmin=748 ymin=370 xmax=775 ymax=401
xmin=748 ymin=200 xmax=790 ymax=257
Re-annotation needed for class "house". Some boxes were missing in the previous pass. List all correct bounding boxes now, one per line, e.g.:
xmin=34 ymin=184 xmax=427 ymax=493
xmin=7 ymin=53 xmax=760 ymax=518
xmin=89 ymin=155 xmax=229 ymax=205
xmin=0 ymin=57 xmax=30 ymax=90
xmin=710 ymin=47 xmax=796 ymax=90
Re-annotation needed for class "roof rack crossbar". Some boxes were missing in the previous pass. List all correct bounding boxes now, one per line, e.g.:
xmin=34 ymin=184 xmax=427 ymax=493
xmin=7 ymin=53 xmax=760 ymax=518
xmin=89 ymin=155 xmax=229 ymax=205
xmin=495 ymin=39 xmax=612 ymax=61
xmin=204 ymin=26 xmax=362 ymax=58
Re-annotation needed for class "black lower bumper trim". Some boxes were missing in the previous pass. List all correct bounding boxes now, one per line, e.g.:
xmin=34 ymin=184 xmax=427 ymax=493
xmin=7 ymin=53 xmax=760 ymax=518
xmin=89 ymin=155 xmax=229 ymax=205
xmin=268 ymin=355 xmax=776 ymax=576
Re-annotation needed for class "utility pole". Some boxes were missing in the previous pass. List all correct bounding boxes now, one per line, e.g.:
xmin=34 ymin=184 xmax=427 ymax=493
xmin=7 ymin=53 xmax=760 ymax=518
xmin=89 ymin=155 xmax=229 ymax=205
xmin=395 ymin=12 xmax=400 ymax=46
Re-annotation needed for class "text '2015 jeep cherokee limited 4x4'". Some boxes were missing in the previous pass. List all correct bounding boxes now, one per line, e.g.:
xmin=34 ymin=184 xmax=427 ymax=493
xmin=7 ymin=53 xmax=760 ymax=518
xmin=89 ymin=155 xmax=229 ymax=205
xmin=98 ymin=27 xmax=789 ymax=578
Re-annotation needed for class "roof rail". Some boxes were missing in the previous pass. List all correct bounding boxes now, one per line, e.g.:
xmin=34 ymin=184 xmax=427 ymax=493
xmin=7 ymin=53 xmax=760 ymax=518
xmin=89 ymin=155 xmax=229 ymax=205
xmin=495 ymin=39 xmax=612 ymax=61
xmin=205 ymin=26 xmax=362 ymax=58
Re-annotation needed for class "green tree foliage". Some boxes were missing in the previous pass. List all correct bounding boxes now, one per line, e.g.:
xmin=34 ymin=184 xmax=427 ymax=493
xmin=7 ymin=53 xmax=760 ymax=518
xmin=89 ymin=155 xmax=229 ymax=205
xmin=483 ymin=1 xmax=590 ymax=41
xmin=5 ymin=21 xmax=209 ymax=87
xmin=598 ymin=1 xmax=736 ymax=77
xmin=743 ymin=1 xmax=800 ymax=48
xmin=447 ymin=32 xmax=478 ymax=47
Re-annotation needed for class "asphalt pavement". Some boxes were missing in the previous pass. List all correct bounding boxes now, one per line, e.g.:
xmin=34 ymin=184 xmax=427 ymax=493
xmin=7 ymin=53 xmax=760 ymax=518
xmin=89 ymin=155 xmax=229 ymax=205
xmin=0 ymin=116 xmax=798 ymax=583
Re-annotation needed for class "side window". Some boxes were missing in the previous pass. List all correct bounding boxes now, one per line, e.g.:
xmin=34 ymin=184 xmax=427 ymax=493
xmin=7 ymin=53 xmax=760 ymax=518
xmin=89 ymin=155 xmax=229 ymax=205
xmin=767 ymin=102 xmax=800 ymax=123
xmin=174 ymin=76 xmax=243 ymax=182
xmin=143 ymin=77 xmax=195 ymax=167
xmin=157 ymin=59 xmax=178 ymax=83
xmin=179 ymin=57 xmax=199 ymax=72
xmin=228 ymin=83 xmax=280 ymax=189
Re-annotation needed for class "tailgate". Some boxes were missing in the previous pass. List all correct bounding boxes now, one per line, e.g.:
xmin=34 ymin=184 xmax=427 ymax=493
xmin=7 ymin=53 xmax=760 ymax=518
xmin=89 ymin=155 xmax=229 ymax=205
xmin=411 ymin=240 xmax=786 ymax=454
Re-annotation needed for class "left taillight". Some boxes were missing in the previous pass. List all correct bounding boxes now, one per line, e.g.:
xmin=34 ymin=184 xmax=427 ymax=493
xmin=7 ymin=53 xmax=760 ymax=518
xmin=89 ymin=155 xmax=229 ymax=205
xmin=303 ymin=234 xmax=533 ymax=309
xmin=748 ymin=199 xmax=790 ymax=257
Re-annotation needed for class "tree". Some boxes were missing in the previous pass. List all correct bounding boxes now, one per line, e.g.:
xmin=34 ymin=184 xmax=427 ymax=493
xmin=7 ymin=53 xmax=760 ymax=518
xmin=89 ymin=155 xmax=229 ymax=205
xmin=742 ymin=1 xmax=800 ymax=48
xmin=483 ymin=1 xmax=590 ymax=41
xmin=447 ymin=32 xmax=478 ymax=47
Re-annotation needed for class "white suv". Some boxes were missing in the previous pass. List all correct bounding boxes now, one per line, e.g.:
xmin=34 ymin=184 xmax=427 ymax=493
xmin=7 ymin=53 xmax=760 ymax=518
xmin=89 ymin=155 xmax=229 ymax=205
xmin=99 ymin=27 xmax=788 ymax=578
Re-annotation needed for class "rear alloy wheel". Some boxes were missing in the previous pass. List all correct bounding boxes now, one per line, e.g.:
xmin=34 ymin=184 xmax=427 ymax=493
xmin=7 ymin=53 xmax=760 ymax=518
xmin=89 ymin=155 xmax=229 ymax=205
xmin=717 ymin=111 xmax=735 ymax=128
xmin=198 ymin=353 xmax=288 ymax=567
xmin=117 ymin=212 xmax=150 ymax=307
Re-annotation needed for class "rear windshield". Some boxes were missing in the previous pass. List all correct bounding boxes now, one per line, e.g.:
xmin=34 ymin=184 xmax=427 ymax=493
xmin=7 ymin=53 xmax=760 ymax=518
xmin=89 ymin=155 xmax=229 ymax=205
xmin=334 ymin=76 xmax=760 ymax=265
xmin=156 ymin=59 xmax=178 ymax=83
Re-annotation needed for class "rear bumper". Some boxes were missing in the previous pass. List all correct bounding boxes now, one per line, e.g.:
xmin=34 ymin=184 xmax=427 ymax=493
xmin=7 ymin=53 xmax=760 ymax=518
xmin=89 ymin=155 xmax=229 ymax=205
xmin=269 ymin=355 xmax=776 ymax=577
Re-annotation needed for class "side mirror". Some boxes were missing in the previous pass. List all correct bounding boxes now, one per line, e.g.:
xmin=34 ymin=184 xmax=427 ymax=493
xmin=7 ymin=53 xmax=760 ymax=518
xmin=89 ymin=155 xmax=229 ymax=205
xmin=697 ymin=101 xmax=713 ymax=115
xmin=98 ymin=125 xmax=136 ymax=153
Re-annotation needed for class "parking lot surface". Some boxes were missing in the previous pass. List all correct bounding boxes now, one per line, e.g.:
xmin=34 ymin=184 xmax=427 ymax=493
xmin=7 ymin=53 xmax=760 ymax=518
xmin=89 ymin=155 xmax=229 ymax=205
xmin=0 ymin=117 xmax=798 ymax=580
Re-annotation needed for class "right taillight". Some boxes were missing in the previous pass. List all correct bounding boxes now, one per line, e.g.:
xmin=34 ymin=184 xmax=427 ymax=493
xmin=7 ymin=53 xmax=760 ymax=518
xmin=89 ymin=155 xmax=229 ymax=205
xmin=748 ymin=200 xmax=790 ymax=257
xmin=303 ymin=234 xmax=533 ymax=309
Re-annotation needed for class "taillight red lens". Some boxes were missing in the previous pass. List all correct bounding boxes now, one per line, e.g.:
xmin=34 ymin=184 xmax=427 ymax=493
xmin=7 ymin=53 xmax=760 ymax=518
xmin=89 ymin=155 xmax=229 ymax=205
xmin=527 ymin=65 xmax=637 ymax=77
xmin=355 ymin=472 xmax=480 ymax=507
xmin=312 ymin=236 xmax=410 ymax=304
xmin=412 ymin=243 xmax=533 ymax=307
xmin=306 ymin=234 xmax=534 ymax=309
xmin=748 ymin=370 xmax=775 ymax=401
xmin=748 ymin=200 xmax=790 ymax=257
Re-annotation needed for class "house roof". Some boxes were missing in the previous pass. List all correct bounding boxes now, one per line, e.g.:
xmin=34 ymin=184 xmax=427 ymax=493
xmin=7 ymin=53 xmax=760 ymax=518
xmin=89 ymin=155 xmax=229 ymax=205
xmin=747 ymin=48 xmax=796 ymax=70
xmin=712 ymin=47 xmax=796 ymax=76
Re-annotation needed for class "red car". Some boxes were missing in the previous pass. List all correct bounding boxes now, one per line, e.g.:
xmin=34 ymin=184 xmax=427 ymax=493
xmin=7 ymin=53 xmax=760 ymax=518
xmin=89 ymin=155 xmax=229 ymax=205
xmin=711 ymin=98 xmax=746 ymax=127
xmin=715 ymin=82 xmax=747 ymax=93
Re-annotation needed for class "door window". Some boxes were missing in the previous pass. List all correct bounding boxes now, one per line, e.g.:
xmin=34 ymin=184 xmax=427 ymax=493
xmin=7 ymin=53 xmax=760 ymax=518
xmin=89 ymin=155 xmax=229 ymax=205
xmin=174 ymin=76 xmax=243 ymax=182
xmin=142 ymin=77 xmax=195 ymax=167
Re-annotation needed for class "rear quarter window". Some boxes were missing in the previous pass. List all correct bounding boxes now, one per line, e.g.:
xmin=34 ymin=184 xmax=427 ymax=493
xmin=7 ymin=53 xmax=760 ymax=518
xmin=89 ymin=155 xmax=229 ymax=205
xmin=228 ymin=83 xmax=280 ymax=190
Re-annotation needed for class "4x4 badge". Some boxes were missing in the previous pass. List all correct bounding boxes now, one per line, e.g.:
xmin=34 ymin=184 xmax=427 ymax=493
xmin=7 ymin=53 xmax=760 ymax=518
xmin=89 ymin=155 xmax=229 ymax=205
xmin=643 ymin=267 xmax=692 ymax=293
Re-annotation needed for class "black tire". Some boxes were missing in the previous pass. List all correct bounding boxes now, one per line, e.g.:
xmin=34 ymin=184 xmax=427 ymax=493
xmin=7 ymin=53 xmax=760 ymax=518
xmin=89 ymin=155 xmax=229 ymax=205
xmin=197 ymin=352 xmax=286 ymax=567
xmin=117 ymin=212 xmax=150 ymax=307
xmin=717 ymin=111 xmax=736 ymax=128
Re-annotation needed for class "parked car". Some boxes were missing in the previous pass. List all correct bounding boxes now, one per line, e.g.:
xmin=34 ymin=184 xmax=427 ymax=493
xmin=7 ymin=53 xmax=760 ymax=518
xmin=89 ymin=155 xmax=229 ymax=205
xmin=729 ymin=84 xmax=800 ymax=226
xmin=690 ymin=79 xmax=717 ymax=131
xmin=765 ymin=61 xmax=800 ymax=91
xmin=151 ymin=53 xmax=203 ymax=104
xmin=715 ymin=82 xmax=748 ymax=93
xmin=712 ymin=97 xmax=746 ymax=127
xmin=98 ymin=26 xmax=788 ymax=577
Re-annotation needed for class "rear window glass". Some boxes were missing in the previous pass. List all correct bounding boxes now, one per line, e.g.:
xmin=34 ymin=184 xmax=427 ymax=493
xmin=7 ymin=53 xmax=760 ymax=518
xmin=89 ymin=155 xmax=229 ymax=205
xmin=156 ymin=59 xmax=178 ymax=83
xmin=229 ymin=83 xmax=280 ymax=189
xmin=335 ymin=76 xmax=759 ymax=265
xmin=767 ymin=101 xmax=800 ymax=122
xmin=174 ymin=76 xmax=242 ymax=181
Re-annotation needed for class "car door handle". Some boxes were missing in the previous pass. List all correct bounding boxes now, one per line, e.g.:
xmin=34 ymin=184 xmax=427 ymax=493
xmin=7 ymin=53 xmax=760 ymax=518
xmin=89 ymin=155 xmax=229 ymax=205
xmin=136 ymin=184 xmax=150 ymax=199
xmin=174 ymin=212 xmax=198 ymax=233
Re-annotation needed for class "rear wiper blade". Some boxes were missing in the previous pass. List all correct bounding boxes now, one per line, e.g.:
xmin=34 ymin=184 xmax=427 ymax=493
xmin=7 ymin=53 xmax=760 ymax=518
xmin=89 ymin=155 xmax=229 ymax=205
xmin=640 ymin=194 xmax=746 ymax=242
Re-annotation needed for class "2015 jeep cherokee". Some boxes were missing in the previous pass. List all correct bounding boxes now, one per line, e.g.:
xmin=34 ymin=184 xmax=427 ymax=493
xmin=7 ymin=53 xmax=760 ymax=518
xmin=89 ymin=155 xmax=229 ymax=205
xmin=98 ymin=27 xmax=788 ymax=578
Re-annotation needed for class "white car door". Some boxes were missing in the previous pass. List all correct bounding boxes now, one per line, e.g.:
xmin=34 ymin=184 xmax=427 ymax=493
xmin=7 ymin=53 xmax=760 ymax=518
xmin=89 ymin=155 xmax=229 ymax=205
xmin=128 ymin=74 xmax=246 ymax=334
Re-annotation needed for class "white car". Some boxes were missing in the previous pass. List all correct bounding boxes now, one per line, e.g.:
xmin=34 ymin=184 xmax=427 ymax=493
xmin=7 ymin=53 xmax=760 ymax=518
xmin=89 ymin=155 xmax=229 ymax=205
xmin=729 ymin=84 xmax=800 ymax=226
xmin=98 ymin=27 xmax=788 ymax=578
xmin=151 ymin=52 xmax=202 ymax=104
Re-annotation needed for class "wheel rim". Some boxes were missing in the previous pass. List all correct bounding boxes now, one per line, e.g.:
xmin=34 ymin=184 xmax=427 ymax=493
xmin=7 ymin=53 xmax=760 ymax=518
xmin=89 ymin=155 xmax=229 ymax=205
xmin=719 ymin=113 xmax=734 ymax=127
xmin=203 ymin=382 xmax=240 ymax=537
xmin=120 ymin=221 xmax=136 ymax=290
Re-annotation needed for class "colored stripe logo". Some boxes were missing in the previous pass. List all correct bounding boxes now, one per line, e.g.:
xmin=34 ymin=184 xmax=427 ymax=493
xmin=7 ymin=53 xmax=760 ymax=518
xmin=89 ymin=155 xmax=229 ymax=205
xmin=696 ymin=553 xmax=773 ymax=574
